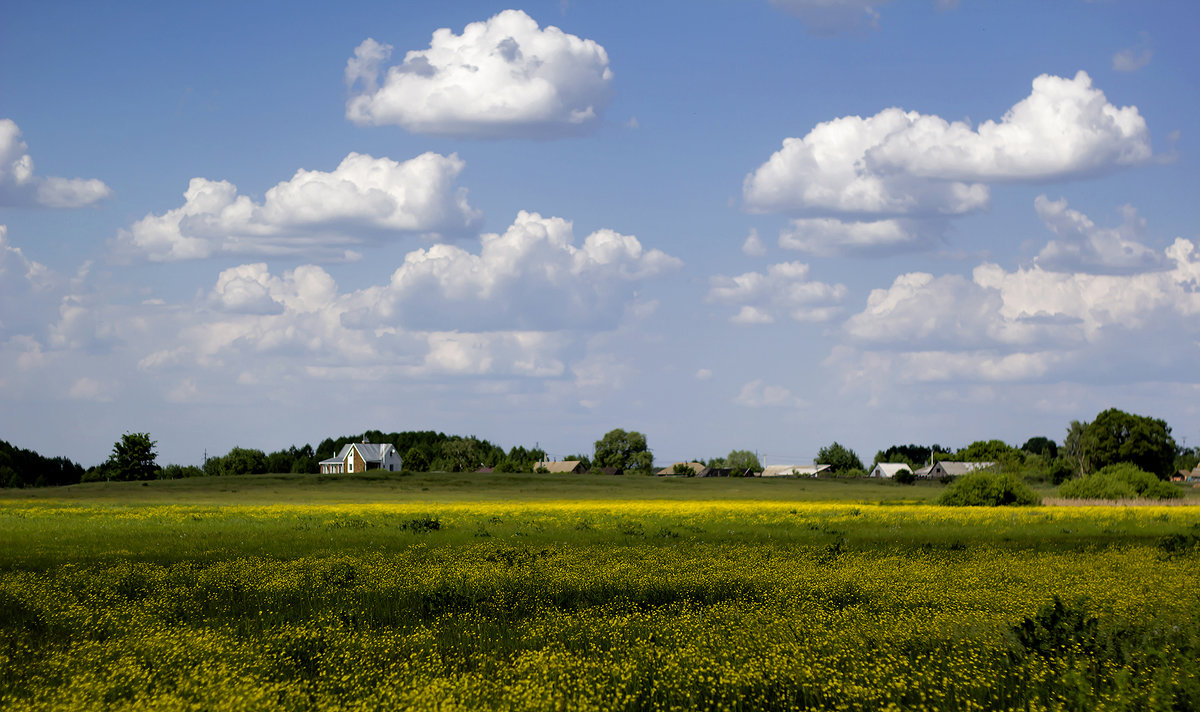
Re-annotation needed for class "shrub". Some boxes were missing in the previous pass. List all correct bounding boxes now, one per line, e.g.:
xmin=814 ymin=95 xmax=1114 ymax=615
xmin=1059 ymin=463 xmax=1181 ymax=501
xmin=672 ymin=463 xmax=697 ymax=476
xmin=893 ymin=468 xmax=916 ymax=485
xmin=937 ymin=471 xmax=1041 ymax=507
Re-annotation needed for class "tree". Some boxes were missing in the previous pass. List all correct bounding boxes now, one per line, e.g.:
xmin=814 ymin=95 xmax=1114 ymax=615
xmin=1021 ymin=436 xmax=1059 ymax=460
xmin=593 ymin=429 xmax=653 ymax=476
xmin=222 ymin=447 xmax=268 ymax=476
xmin=956 ymin=440 xmax=1022 ymax=463
xmin=563 ymin=453 xmax=591 ymax=471
xmin=723 ymin=449 xmax=762 ymax=472
xmin=815 ymin=442 xmax=863 ymax=474
xmin=1083 ymin=408 xmax=1177 ymax=479
xmin=107 ymin=432 xmax=159 ymax=481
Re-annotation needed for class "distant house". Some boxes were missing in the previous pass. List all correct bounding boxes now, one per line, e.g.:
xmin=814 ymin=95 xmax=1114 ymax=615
xmin=536 ymin=460 xmax=588 ymax=474
xmin=761 ymin=464 xmax=832 ymax=478
xmin=869 ymin=463 xmax=912 ymax=479
xmin=927 ymin=461 xmax=996 ymax=479
xmin=657 ymin=462 xmax=709 ymax=476
xmin=319 ymin=440 xmax=402 ymax=474
xmin=913 ymin=464 xmax=935 ymax=478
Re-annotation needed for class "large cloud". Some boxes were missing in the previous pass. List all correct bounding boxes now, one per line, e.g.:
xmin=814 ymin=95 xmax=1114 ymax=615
xmin=360 ymin=211 xmax=682 ymax=331
xmin=744 ymin=72 xmax=1150 ymax=218
xmin=113 ymin=152 xmax=480 ymax=261
xmin=708 ymin=261 xmax=847 ymax=324
xmin=345 ymin=10 xmax=613 ymax=138
xmin=0 ymin=119 xmax=112 ymax=208
xmin=839 ymin=236 xmax=1200 ymax=384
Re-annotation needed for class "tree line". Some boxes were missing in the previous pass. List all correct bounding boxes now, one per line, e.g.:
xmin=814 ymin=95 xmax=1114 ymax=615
xmin=2 ymin=407 xmax=1197 ymax=488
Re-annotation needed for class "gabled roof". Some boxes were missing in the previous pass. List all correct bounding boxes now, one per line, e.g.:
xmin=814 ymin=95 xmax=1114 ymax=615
xmin=935 ymin=461 xmax=995 ymax=476
xmin=871 ymin=463 xmax=912 ymax=477
xmin=761 ymin=464 xmax=831 ymax=477
xmin=350 ymin=442 xmax=393 ymax=462
xmin=536 ymin=460 xmax=586 ymax=473
xmin=657 ymin=462 xmax=708 ymax=475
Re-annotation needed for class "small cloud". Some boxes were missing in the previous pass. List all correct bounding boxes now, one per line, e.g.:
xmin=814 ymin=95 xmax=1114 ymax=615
xmin=742 ymin=228 xmax=767 ymax=257
xmin=695 ymin=368 xmax=713 ymax=381
xmin=1113 ymin=33 xmax=1152 ymax=73
xmin=735 ymin=379 xmax=804 ymax=408
xmin=624 ymin=116 xmax=639 ymax=130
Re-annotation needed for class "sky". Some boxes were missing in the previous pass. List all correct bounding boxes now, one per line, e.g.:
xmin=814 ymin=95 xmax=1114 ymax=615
xmin=2 ymin=0 xmax=1199 ymax=468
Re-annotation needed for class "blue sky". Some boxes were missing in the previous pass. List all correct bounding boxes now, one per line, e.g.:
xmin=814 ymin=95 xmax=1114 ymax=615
xmin=2 ymin=0 xmax=1198 ymax=467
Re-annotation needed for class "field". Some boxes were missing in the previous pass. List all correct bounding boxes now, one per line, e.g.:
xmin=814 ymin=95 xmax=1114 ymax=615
xmin=2 ymin=473 xmax=1199 ymax=711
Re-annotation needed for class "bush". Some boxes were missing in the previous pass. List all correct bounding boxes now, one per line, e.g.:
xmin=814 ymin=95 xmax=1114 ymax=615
xmin=937 ymin=471 xmax=1041 ymax=507
xmin=1059 ymin=463 xmax=1181 ymax=501
xmin=893 ymin=468 xmax=915 ymax=485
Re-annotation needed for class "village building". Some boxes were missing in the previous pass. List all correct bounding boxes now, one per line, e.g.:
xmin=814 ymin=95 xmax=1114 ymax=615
xmin=926 ymin=461 xmax=996 ymax=479
xmin=535 ymin=460 xmax=588 ymax=474
xmin=657 ymin=462 xmax=710 ymax=476
xmin=760 ymin=464 xmax=831 ymax=478
xmin=318 ymin=440 xmax=402 ymax=474
xmin=869 ymin=463 xmax=913 ymax=479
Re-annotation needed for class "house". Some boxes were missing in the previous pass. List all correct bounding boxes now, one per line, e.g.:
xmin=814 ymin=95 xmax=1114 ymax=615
xmin=761 ymin=464 xmax=832 ymax=478
xmin=927 ymin=461 xmax=996 ymax=479
xmin=535 ymin=460 xmax=588 ymax=474
xmin=869 ymin=463 xmax=913 ymax=479
xmin=913 ymin=464 xmax=934 ymax=478
xmin=319 ymin=440 xmax=402 ymax=474
xmin=657 ymin=462 xmax=710 ymax=476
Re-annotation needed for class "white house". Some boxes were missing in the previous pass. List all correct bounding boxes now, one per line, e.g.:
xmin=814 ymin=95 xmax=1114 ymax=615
xmin=869 ymin=463 xmax=913 ymax=479
xmin=319 ymin=440 xmax=403 ymax=474
xmin=761 ymin=464 xmax=832 ymax=478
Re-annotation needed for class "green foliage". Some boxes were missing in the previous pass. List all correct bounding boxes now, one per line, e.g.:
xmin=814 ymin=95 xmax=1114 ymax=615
xmin=893 ymin=468 xmax=916 ymax=485
xmin=404 ymin=447 xmax=429 ymax=473
xmin=815 ymin=442 xmax=863 ymax=474
xmin=563 ymin=454 xmax=591 ymax=471
xmin=159 ymin=464 xmax=204 ymax=479
xmin=1081 ymin=408 xmax=1177 ymax=478
xmin=106 ymin=432 xmax=160 ymax=481
xmin=1176 ymin=446 xmax=1200 ymax=474
xmin=1021 ymin=436 xmax=1059 ymax=459
xmin=721 ymin=449 xmax=762 ymax=472
xmin=0 ymin=439 xmax=84 ymax=488
xmin=672 ymin=463 xmax=698 ymax=476
xmin=937 ymin=471 xmax=1041 ymax=507
xmin=221 ymin=447 xmax=269 ymax=476
xmin=954 ymin=439 xmax=1021 ymax=463
xmin=871 ymin=443 xmax=945 ymax=468
xmin=593 ymin=428 xmax=653 ymax=476
xmin=1059 ymin=463 xmax=1182 ymax=501
xmin=1011 ymin=596 xmax=1098 ymax=659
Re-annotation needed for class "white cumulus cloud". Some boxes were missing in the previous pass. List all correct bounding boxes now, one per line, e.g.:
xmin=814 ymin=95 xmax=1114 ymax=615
xmin=708 ymin=261 xmax=847 ymax=324
xmin=0 ymin=119 xmax=112 ymax=208
xmin=744 ymin=72 xmax=1151 ymax=217
xmin=778 ymin=217 xmax=940 ymax=256
xmin=345 ymin=10 xmax=613 ymax=138
xmin=114 ymin=152 xmax=480 ymax=261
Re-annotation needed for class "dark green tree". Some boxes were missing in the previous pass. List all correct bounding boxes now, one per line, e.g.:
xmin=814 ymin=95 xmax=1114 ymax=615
xmin=815 ymin=442 xmax=864 ymax=474
xmin=222 ymin=447 xmax=268 ymax=476
xmin=404 ymin=447 xmax=429 ymax=472
xmin=107 ymin=432 xmax=160 ymax=481
xmin=1021 ymin=436 xmax=1059 ymax=459
xmin=1083 ymin=408 xmax=1177 ymax=479
xmin=593 ymin=429 xmax=653 ymax=476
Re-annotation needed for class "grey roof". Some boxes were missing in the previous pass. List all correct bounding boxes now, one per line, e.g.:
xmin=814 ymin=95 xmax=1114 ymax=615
xmin=935 ymin=461 xmax=995 ymax=476
xmin=322 ymin=442 xmax=393 ymax=464
xmin=761 ymin=464 xmax=831 ymax=477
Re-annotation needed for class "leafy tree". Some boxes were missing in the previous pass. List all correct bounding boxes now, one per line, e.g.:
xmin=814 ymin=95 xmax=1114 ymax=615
xmin=956 ymin=439 xmax=1022 ymax=463
xmin=815 ymin=442 xmax=863 ymax=474
xmin=872 ymin=444 xmax=944 ymax=468
xmin=893 ymin=468 xmax=916 ymax=485
xmin=1021 ymin=436 xmax=1059 ymax=459
xmin=404 ymin=447 xmax=429 ymax=472
xmin=723 ymin=449 xmax=762 ymax=472
xmin=221 ymin=447 xmax=268 ymax=476
xmin=593 ymin=429 xmax=653 ymax=476
xmin=1063 ymin=420 xmax=1093 ymax=476
xmin=107 ymin=432 xmax=160 ymax=481
xmin=1083 ymin=408 xmax=1177 ymax=479
xmin=1174 ymin=446 xmax=1199 ymax=474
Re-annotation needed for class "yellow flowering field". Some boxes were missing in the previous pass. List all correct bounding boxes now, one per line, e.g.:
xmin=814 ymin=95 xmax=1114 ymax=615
xmin=1 ymin=494 xmax=1198 ymax=710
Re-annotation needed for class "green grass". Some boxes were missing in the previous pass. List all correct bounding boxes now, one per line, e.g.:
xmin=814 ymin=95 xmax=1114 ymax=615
xmin=2 ymin=474 xmax=1199 ymax=710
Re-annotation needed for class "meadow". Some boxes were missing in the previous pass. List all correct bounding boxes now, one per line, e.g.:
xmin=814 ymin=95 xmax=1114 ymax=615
xmin=2 ymin=472 xmax=1199 ymax=710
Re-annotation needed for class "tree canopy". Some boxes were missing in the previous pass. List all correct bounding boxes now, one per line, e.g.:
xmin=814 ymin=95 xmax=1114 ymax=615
xmin=1079 ymin=409 xmax=1177 ymax=479
xmin=816 ymin=442 xmax=863 ymax=474
xmin=107 ymin=432 xmax=160 ymax=481
xmin=593 ymin=429 xmax=653 ymax=476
